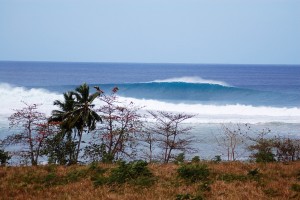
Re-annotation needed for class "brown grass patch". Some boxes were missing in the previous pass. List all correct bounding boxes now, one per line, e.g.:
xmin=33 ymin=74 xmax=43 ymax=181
xmin=1 ymin=161 xmax=300 ymax=200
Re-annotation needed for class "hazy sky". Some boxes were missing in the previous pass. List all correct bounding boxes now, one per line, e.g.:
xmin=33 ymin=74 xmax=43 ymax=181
xmin=0 ymin=0 xmax=299 ymax=64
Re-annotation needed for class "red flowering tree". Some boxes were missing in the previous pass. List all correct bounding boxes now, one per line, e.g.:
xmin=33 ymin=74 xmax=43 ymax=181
xmin=84 ymin=88 xmax=142 ymax=163
xmin=4 ymin=102 xmax=54 ymax=165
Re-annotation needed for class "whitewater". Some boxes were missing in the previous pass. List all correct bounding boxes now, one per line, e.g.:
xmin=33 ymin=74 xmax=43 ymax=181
xmin=1 ymin=61 xmax=300 ymax=159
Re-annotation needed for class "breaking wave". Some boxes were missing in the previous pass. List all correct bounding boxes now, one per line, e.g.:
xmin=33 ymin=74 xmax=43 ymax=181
xmin=1 ymin=83 xmax=300 ymax=124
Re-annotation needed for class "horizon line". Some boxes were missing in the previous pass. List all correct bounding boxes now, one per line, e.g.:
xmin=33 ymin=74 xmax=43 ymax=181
xmin=0 ymin=60 xmax=300 ymax=66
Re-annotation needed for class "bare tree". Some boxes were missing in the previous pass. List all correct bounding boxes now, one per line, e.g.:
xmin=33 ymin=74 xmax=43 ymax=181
xmin=4 ymin=102 xmax=52 ymax=165
xmin=148 ymin=111 xmax=196 ymax=163
xmin=139 ymin=127 xmax=157 ymax=163
xmin=215 ymin=123 xmax=247 ymax=161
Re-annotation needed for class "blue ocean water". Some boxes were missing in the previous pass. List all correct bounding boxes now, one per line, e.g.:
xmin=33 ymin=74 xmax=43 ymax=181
xmin=1 ymin=61 xmax=300 ymax=107
xmin=1 ymin=61 xmax=300 ymax=160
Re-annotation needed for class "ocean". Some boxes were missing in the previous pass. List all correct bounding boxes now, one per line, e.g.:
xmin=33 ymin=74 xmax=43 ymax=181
xmin=1 ymin=61 xmax=300 ymax=159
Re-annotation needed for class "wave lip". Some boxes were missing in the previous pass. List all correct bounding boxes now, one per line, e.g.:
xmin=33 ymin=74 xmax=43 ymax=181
xmin=150 ymin=76 xmax=230 ymax=86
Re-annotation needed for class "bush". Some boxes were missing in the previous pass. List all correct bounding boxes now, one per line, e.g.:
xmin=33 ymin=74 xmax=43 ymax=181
xmin=93 ymin=160 xmax=155 ymax=187
xmin=247 ymin=168 xmax=260 ymax=177
xmin=248 ymin=130 xmax=276 ymax=163
xmin=66 ymin=169 xmax=88 ymax=182
xmin=291 ymin=183 xmax=300 ymax=192
xmin=177 ymin=163 xmax=210 ymax=183
xmin=174 ymin=153 xmax=185 ymax=164
xmin=254 ymin=151 xmax=276 ymax=163
xmin=199 ymin=181 xmax=211 ymax=192
xmin=191 ymin=156 xmax=200 ymax=163
xmin=218 ymin=173 xmax=247 ymax=182
xmin=212 ymin=155 xmax=221 ymax=163
xmin=263 ymin=188 xmax=280 ymax=197
xmin=0 ymin=149 xmax=11 ymax=166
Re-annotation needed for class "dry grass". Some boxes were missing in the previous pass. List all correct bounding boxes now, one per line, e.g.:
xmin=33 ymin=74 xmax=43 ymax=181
xmin=1 ymin=161 xmax=300 ymax=200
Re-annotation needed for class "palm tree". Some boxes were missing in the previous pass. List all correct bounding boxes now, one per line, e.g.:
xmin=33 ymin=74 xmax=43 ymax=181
xmin=49 ymin=92 xmax=77 ymax=164
xmin=49 ymin=83 xmax=102 ymax=164
xmin=71 ymin=83 xmax=102 ymax=162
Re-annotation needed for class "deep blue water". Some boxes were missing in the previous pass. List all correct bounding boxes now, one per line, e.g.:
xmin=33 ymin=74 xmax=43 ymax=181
xmin=1 ymin=61 xmax=300 ymax=108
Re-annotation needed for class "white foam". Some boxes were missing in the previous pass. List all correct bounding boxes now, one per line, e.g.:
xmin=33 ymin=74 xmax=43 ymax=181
xmin=0 ymin=83 xmax=62 ymax=118
xmin=117 ymin=96 xmax=300 ymax=124
xmin=0 ymin=83 xmax=299 ymax=126
xmin=151 ymin=76 xmax=229 ymax=86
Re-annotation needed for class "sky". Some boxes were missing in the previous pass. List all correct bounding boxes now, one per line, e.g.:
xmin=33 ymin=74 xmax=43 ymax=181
xmin=0 ymin=0 xmax=299 ymax=64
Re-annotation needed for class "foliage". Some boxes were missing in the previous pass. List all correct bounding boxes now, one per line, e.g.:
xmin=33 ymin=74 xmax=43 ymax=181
xmin=274 ymin=137 xmax=300 ymax=162
xmin=263 ymin=188 xmax=280 ymax=197
xmin=254 ymin=151 xmax=276 ymax=163
xmin=218 ymin=168 xmax=261 ymax=183
xmin=177 ymin=163 xmax=210 ymax=183
xmin=212 ymin=155 xmax=221 ymax=163
xmin=0 ymin=148 xmax=11 ymax=166
xmin=4 ymin=102 xmax=51 ymax=165
xmin=49 ymin=84 xmax=101 ymax=164
xmin=218 ymin=173 xmax=248 ymax=182
xmin=85 ymin=87 xmax=142 ymax=163
xmin=174 ymin=153 xmax=185 ymax=164
xmin=41 ymin=130 xmax=77 ymax=165
xmin=191 ymin=156 xmax=200 ymax=163
xmin=199 ymin=181 xmax=211 ymax=192
xmin=247 ymin=168 xmax=260 ymax=177
xmin=291 ymin=183 xmax=300 ymax=192
xmin=93 ymin=160 xmax=155 ymax=187
xmin=248 ymin=129 xmax=276 ymax=163
xmin=83 ymin=143 xmax=114 ymax=163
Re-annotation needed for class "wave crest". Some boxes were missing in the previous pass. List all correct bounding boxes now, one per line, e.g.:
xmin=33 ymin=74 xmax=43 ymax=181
xmin=151 ymin=76 xmax=229 ymax=86
xmin=1 ymin=83 xmax=299 ymax=124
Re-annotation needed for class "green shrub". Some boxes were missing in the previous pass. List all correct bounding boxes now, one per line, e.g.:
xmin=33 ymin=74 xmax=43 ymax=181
xmin=218 ymin=173 xmax=247 ymax=182
xmin=247 ymin=168 xmax=260 ymax=177
xmin=174 ymin=153 xmax=185 ymax=164
xmin=212 ymin=155 xmax=221 ymax=163
xmin=291 ymin=183 xmax=300 ymax=192
xmin=247 ymin=168 xmax=262 ymax=182
xmin=93 ymin=160 xmax=155 ymax=187
xmin=88 ymin=162 xmax=106 ymax=175
xmin=254 ymin=151 xmax=275 ymax=163
xmin=191 ymin=156 xmax=200 ymax=163
xmin=177 ymin=163 xmax=210 ymax=183
xmin=199 ymin=181 xmax=211 ymax=192
xmin=0 ymin=149 xmax=11 ymax=166
xmin=66 ymin=169 xmax=88 ymax=182
xmin=42 ymin=172 xmax=58 ymax=186
xmin=43 ymin=164 xmax=57 ymax=173
xmin=263 ymin=188 xmax=280 ymax=197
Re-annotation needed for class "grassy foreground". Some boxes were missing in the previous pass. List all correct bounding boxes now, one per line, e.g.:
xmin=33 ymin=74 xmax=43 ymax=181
xmin=1 ymin=161 xmax=300 ymax=200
